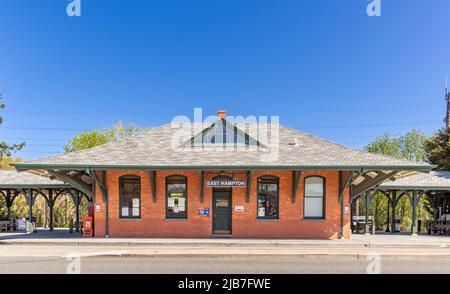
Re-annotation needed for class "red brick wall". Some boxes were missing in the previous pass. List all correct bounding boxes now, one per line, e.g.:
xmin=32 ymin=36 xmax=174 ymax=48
xmin=93 ymin=170 xmax=351 ymax=239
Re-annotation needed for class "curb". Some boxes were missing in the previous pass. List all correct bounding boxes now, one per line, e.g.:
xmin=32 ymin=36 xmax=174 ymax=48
xmin=113 ymin=253 xmax=450 ymax=260
xmin=1 ymin=240 xmax=449 ymax=249
xmin=6 ymin=252 xmax=450 ymax=260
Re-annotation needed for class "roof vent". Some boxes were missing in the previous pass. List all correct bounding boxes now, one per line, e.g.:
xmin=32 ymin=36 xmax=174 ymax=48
xmin=288 ymin=137 xmax=299 ymax=146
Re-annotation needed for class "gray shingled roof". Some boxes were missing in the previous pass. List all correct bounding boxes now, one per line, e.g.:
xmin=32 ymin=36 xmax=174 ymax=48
xmin=0 ymin=170 xmax=69 ymax=188
xmin=14 ymin=122 xmax=433 ymax=171
xmin=379 ymin=171 xmax=450 ymax=190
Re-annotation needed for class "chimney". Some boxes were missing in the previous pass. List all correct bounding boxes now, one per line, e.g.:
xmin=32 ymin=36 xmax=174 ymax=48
xmin=218 ymin=110 xmax=227 ymax=120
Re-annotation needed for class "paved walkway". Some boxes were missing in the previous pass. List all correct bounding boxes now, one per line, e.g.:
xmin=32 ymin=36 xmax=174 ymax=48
xmin=0 ymin=242 xmax=449 ymax=259
xmin=0 ymin=230 xmax=449 ymax=258
xmin=1 ymin=229 xmax=449 ymax=248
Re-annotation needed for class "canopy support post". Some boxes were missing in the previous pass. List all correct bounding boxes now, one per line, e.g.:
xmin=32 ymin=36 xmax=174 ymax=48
xmin=75 ymin=190 xmax=81 ymax=232
xmin=48 ymin=189 xmax=54 ymax=231
xmin=409 ymin=190 xmax=419 ymax=236
xmin=391 ymin=190 xmax=397 ymax=234
xmin=365 ymin=191 xmax=370 ymax=235
xmin=26 ymin=188 xmax=36 ymax=233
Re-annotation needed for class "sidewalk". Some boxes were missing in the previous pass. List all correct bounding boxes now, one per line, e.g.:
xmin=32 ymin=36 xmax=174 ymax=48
xmin=0 ymin=230 xmax=450 ymax=259
xmin=1 ymin=243 xmax=450 ymax=259
xmin=1 ymin=230 xmax=450 ymax=248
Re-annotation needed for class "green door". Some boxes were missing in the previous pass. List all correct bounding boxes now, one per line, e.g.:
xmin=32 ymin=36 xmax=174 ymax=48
xmin=213 ymin=190 xmax=232 ymax=234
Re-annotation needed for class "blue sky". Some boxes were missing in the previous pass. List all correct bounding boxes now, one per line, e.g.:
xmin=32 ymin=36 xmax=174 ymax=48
xmin=0 ymin=0 xmax=449 ymax=160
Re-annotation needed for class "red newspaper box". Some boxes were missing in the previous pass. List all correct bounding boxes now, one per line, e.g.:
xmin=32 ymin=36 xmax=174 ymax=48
xmin=82 ymin=216 xmax=93 ymax=237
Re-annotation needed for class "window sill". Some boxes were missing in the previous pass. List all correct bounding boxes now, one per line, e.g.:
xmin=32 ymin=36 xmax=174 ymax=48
xmin=257 ymin=218 xmax=280 ymax=222
xmin=166 ymin=218 xmax=189 ymax=221
xmin=302 ymin=218 xmax=326 ymax=222
xmin=118 ymin=218 xmax=141 ymax=221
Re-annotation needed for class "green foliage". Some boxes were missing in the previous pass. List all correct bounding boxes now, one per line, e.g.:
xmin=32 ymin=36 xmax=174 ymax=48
xmin=362 ymin=129 xmax=432 ymax=232
xmin=424 ymin=128 xmax=450 ymax=170
xmin=0 ymin=193 xmax=90 ymax=228
xmin=1 ymin=121 xmax=142 ymax=226
xmin=356 ymin=191 xmax=433 ymax=233
xmin=2 ymin=121 xmax=142 ymax=225
xmin=64 ymin=121 xmax=142 ymax=153
xmin=0 ymin=95 xmax=25 ymax=157
xmin=365 ymin=129 xmax=428 ymax=162
xmin=0 ymin=157 xmax=22 ymax=170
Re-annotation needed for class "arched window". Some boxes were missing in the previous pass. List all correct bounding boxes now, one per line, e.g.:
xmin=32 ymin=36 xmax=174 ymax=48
xmin=257 ymin=176 xmax=279 ymax=219
xmin=304 ymin=176 xmax=325 ymax=219
xmin=166 ymin=175 xmax=188 ymax=219
xmin=119 ymin=175 xmax=141 ymax=218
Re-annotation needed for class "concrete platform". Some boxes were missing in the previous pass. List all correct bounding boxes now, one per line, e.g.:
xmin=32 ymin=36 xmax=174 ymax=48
xmin=1 ymin=229 xmax=450 ymax=249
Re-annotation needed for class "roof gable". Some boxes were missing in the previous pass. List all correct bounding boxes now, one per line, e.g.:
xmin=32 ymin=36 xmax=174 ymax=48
xmin=183 ymin=119 xmax=264 ymax=148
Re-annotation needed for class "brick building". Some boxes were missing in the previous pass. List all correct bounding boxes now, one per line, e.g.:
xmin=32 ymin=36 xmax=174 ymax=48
xmin=14 ymin=111 xmax=433 ymax=239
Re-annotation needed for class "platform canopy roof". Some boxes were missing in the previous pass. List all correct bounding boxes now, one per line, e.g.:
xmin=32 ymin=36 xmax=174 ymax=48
xmin=0 ymin=170 xmax=70 ymax=189
xmin=378 ymin=171 xmax=450 ymax=191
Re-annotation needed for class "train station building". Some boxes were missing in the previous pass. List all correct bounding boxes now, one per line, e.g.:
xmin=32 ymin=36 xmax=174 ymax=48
xmin=13 ymin=111 xmax=434 ymax=239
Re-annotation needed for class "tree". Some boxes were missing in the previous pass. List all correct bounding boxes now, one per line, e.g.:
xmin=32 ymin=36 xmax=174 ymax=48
xmin=2 ymin=122 xmax=142 ymax=226
xmin=363 ymin=129 xmax=432 ymax=232
xmin=424 ymin=128 xmax=450 ymax=170
xmin=0 ymin=94 xmax=25 ymax=157
xmin=365 ymin=129 xmax=428 ymax=162
xmin=64 ymin=121 xmax=142 ymax=153
xmin=0 ymin=157 xmax=22 ymax=170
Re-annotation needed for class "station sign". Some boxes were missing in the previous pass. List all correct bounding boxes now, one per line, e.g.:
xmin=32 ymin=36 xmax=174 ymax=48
xmin=205 ymin=180 xmax=246 ymax=188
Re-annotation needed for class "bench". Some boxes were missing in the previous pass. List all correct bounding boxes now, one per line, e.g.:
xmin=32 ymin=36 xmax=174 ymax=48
xmin=0 ymin=220 xmax=17 ymax=232
xmin=352 ymin=216 xmax=375 ymax=234
xmin=427 ymin=220 xmax=450 ymax=235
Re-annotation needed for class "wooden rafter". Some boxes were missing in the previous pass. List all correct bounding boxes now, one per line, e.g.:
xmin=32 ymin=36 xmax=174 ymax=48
xmin=350 ymin=171 xmax=398 ymax=201
xmin=48 ymin=170 xmax=93 ymax=198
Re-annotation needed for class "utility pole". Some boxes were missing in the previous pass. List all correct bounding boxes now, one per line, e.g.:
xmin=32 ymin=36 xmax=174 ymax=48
xmin=445 ymin=74 xmax=450 ymax=130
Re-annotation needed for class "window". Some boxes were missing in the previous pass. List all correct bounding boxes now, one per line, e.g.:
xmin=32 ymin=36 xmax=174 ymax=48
xmin=187 ymin=120 xmax=260 ymax=147
xmin=166 ymin=175 xmax=188 ymax=219
xmin=119 ymin=175 xmax=141 ymax=218
xmin=304 ymin=176 xmax=325 ymax=219
xmin=257 ymin=176 xmax=279 ymax=219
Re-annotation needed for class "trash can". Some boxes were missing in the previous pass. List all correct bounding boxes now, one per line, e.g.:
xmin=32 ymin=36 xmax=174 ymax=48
xmin=26 ymin=221 xmax=34 ymax=233
xmin=395 ymin=220 xmax=401 ymax=232
xmin=26 ymin=217 xmax=37 ymax=233
xmin=417 ymin=220 xmax=422 ymax=233
xmin=17 ymin=218 xmax=26 ymax=231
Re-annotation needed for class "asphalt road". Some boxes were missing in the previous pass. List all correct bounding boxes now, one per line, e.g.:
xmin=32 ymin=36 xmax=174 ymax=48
xmin=0 ymin=256 xmax=449 ymax=274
